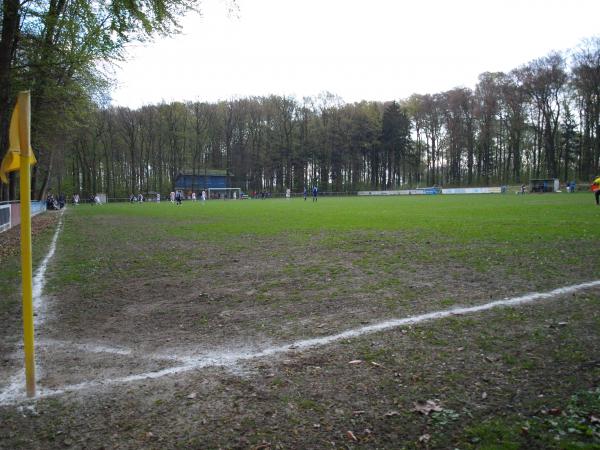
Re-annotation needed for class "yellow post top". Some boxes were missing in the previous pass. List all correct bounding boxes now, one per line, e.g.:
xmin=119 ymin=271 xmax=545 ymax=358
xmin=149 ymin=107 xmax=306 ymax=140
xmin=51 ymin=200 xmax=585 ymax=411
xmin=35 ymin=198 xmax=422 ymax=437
xmin=17 ymin=91 xmax=31 ymax=158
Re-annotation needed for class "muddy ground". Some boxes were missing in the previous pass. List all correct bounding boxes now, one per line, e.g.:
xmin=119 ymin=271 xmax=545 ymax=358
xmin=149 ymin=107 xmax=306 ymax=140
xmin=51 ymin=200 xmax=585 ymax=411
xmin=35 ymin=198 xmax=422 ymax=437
xmin=0 ymin=207 xmax=599 ymax=448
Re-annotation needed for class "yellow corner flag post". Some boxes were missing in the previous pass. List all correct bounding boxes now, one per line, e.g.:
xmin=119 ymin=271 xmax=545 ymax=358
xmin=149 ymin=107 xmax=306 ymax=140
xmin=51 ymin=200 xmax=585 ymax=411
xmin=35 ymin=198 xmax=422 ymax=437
xmin=0 ymin=91 xmax=37 ymax=397
xmin=18 ymin=91 xmax=35 ymax=397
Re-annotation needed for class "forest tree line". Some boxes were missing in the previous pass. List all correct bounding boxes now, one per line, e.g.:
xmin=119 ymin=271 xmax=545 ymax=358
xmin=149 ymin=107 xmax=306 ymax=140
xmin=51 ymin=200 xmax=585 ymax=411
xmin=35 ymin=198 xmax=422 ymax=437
xmin=0 ymin=0 xmax=598 ymax=200
xmin=65 ymin=42 xmax=600 ymax=198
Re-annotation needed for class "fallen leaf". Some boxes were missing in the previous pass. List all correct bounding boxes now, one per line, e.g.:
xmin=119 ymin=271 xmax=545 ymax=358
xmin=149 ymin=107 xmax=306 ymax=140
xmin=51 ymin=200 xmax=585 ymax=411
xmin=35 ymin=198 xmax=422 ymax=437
xmin=385 ymin=410 xmax=400 ymax=417
xmin=419 ymin=433 xmax=431 ymax=443
xmin=590 ymin=415 xmax=599 ymax=424
xmin=481 ymin=392 xmax=488 ymax=400
xmin=548 ymin=408 xmax=562 ymax=416
xmin=346 ymin=430 xmax=358 ymax=442
xmin=187 ymin=392 xmax=197 ymax=399
xmin=353 ymin=410 xmax=365 ymax=416
xmin=348 ymin=360 xmax=363 ymax=365
xmin=413 ymin=400 xmax=443 ymax=415
xmin=371 ymin=361 xmax=384 ymax=368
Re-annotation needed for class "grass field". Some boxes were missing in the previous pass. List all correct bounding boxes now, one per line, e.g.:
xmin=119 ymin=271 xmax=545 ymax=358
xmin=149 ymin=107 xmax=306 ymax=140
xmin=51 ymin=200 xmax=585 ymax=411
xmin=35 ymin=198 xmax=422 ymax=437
xmin=1 ymin=193 xmax=599 ymax=449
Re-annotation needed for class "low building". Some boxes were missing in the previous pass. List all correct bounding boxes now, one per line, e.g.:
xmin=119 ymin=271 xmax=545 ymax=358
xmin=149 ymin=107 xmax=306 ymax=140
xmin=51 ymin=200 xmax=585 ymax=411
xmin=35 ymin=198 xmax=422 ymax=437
xmin=174 ymin=170 xmax=233 ymax=196
xmin=529 ymin=178 xmax=559 ymax=193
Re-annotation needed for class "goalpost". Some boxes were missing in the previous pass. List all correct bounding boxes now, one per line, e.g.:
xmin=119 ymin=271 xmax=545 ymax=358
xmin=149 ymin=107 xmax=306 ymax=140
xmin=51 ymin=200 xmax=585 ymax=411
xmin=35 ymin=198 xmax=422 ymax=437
xmin=207 ymin=187 xmax=241 ymax=200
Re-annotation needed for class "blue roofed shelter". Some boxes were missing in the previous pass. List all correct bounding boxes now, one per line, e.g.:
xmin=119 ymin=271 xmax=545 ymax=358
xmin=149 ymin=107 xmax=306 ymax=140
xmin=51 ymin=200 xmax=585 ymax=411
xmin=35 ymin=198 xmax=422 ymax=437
xmin=174 ymin=170 xmax=233 ymax=194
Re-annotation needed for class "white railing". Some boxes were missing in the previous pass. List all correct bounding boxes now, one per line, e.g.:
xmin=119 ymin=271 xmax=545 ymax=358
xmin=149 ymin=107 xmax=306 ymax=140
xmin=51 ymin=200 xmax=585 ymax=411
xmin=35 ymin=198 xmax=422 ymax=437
xmin=0 ymin=201 xmax=47 ymax=234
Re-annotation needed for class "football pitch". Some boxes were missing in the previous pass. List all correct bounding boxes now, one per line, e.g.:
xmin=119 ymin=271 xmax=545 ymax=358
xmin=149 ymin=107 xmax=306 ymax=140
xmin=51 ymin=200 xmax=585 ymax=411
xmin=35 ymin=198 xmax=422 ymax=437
xmin=1 ymin=193 xmax=599 ymax=448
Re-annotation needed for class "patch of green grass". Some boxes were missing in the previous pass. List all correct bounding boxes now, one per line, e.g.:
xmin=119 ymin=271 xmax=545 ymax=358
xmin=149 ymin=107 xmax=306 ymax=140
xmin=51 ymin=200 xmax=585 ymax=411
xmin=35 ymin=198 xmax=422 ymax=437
xmin=357 ymin=345 xmax=394 ymax=363
xmin=296 ymin=398 xmax=324 ymax=412
xmin=461 ymin=387 xmax=600 ymax=449
xmin=502 ymin=353 xmax=518 ymax=366
xmin=440 ymin=297 xmax=456 ymax=307
xmin=69 ymin=193 xmax=600 ymax=242
xmin=463 ymin=420 xmax=524 ymax=449
xmin=474 ymin=334 xmax=496 ymax=352
xmin=419 ymin=328 xmax=450 ymax=346
xmin=520 ymin=359 xmax=537 ymax=371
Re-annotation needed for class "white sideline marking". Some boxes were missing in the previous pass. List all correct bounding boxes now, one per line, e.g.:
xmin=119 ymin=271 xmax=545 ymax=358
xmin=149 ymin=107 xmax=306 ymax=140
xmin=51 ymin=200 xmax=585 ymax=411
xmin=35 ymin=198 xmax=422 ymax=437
xmin=40 ymin=339 xmax=132 ymax=356
xmin=0 ymin=212 xmax=63 ymax=405
xmin=1 ymin=279 xmax=598 ymax=406
xmin=39 ymin=339 xmax=186 ymax=362
xmin=33 ymin=211 xmax=64 ymax=329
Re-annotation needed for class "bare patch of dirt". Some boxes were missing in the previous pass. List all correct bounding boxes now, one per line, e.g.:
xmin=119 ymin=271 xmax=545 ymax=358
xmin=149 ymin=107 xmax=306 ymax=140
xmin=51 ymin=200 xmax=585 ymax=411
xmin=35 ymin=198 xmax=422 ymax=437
xmin=1 ymin=290 xmax=598 ymax=449
xmin=0 ymin=211 xmax=59 ymax=264
xmin=41 ymin=226 xmax=600 ymax=359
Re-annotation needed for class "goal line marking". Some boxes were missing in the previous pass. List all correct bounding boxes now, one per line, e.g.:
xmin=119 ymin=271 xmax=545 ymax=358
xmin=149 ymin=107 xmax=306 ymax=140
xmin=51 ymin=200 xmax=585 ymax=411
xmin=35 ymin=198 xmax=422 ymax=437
xmin=1 ymin=279 xmax=598 ymax=405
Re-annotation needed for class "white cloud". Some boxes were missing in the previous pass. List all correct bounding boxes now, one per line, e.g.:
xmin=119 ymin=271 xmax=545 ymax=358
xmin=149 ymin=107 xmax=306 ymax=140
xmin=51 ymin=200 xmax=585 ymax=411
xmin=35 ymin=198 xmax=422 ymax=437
xmin=111 ymin=0 xmax=600 ymax=107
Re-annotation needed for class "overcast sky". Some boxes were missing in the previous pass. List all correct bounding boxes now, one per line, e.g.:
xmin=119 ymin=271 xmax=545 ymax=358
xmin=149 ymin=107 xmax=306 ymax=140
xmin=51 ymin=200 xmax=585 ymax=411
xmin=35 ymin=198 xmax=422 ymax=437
xmin=110 ymin=0 xmax=600 ymax=108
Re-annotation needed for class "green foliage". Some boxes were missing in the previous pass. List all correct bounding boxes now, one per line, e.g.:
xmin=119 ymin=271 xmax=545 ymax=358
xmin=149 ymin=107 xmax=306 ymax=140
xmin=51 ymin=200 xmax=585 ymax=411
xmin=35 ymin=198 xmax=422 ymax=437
xmin=463 ymin=387 xmax=600 ymax=449
xmin=0 ymin=0 xmax=202 ymax=200
xmin=69 ymin=193 xmax=600 ymax=242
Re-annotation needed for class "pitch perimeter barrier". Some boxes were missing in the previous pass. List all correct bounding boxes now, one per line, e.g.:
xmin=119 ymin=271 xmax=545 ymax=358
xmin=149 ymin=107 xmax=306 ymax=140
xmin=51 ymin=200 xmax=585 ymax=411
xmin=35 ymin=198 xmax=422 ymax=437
xmin=442 ymin=187 xmax=503 ymax=194
xmin=358 ymin=188 xmax=441 ymax=196
xmin=0 ymin=201 xmax=47 ymax=234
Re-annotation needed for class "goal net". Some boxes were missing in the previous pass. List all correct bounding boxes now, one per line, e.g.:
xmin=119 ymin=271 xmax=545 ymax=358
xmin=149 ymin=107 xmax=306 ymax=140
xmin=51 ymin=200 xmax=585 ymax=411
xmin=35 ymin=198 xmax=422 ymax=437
xmin=207 ymin=188 xmax=241 ymax=200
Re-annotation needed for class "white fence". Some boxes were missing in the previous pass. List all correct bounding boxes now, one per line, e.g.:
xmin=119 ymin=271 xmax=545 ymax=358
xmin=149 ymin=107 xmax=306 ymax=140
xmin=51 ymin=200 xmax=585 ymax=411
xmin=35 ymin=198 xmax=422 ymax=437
xmin=0 ymin=201 xmax=47 ymax=234
xmin=0 ymin=203 xmax=10 ymax=233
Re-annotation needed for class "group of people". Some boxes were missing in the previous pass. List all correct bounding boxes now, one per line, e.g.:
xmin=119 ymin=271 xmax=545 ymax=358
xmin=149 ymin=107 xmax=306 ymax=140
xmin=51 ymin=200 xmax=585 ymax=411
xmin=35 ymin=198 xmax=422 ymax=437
xmin=47 ymin=192 xmax=104 ymax=209
xmin=129 ymin=193 xmax=144 ymax=203
xmin=46 ymin=193 xmax=65 ymax=210
xmin=167 ymin=190 xmax=207 ymax=204
xmin=252 ymin=191 xmax=272 ymax=199
xmin=303 ymin=186 xmax=319 ymax=202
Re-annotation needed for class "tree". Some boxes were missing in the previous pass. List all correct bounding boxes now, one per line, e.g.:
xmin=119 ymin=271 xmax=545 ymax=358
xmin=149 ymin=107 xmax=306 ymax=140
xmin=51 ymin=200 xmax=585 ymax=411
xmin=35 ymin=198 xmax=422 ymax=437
xmin=0 ymin=0 xmax=201 ymax=200
xmin=518 ymin=53 xmax=567 ymax=178
xmin=571 ymin=37 xmax=600 ymax=180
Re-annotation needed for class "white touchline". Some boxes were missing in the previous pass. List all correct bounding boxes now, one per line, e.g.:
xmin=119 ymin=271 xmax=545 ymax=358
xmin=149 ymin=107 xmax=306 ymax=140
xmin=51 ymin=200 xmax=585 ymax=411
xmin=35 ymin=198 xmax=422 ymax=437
xmin=40 ymin=339 xmax=133 ymax=356
xmin=33 ymin=210 xmax=64 ymax=329
xmin=1 ymin=279 xmax=598 ymax=406
xmin=0 ymin=211 xmax=64 ymax=406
